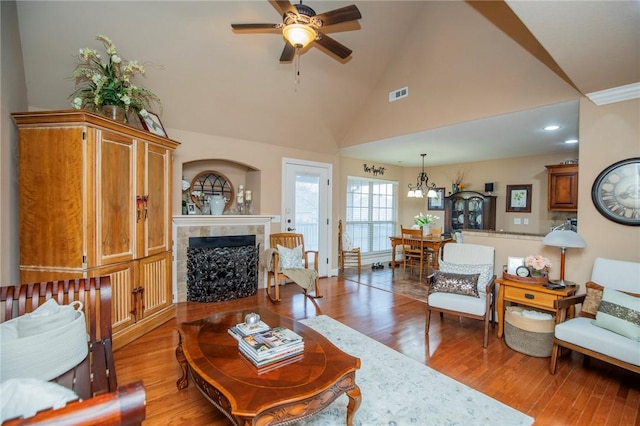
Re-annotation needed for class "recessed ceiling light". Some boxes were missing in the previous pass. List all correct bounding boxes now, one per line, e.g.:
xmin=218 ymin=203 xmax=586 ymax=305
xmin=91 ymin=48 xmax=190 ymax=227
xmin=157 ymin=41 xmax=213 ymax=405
xmin=564 ymin=139 xmax=578 ymax=144
xmin=544 ymin=125 xmax=560 ymax=131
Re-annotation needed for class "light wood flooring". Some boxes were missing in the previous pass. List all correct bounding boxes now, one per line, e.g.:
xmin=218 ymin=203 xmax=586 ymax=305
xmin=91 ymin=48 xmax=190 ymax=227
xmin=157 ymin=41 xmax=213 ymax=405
xmin=115 ymin=271 xmax=640 ymax=425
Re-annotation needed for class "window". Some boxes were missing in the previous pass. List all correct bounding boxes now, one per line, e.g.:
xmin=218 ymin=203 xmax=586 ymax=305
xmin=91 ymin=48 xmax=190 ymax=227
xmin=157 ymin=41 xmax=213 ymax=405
xmin=345 ymin=177 xmax=397 ymax=253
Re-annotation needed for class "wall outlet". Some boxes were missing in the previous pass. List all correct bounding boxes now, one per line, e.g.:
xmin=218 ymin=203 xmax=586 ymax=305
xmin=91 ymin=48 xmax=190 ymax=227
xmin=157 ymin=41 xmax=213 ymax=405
xmin=523 ymin=218 xmax=529 ymax=225
xmin=514 ymin=218 xmax=521 ymax=225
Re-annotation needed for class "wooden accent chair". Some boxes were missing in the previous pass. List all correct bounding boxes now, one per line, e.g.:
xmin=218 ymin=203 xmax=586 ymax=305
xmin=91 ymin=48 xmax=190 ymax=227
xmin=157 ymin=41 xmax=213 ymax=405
xmin=266 ymin=233 xmax=322 ymax=303
xmin=338 ymin=220 xmax=361 ymax=274
xmin=0 ymin=277 xmax=146 ymax=425
xmin=401 ymin=226 xmax=430 ymax=281
xmin=425 ymin=243 xmax=496 ymax=347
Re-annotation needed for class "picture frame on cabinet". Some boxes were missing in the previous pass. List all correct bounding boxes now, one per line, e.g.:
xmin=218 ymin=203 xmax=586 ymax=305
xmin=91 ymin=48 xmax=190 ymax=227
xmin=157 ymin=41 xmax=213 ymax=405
xmin=506 ymin=184 xmax=532 ymax=213
xmin=139 ymin=111 xmax=167 ymax=138
xmin=186 ymin=202 xmax=197 ymax=215
xmin=427 ymin=187 xmax=445 ymax=210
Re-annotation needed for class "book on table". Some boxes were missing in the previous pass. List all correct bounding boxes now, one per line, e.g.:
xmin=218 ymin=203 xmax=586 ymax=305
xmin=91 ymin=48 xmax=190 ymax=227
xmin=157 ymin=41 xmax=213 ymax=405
xmin=236 ymin=326 xmax=304 ymax=367
xmin=230 ymin=320 xmax=271 ymax=337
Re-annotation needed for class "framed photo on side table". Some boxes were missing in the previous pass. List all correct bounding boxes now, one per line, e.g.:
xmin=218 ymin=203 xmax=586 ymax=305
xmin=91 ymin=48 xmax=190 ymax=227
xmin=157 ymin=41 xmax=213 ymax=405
xmin=427 ymin=187 xmax=445 ymax=210
xmin=506 ymin=184 xmax=532 ymax=213
xmin=139 ymin=111 xmax=168 ymax=138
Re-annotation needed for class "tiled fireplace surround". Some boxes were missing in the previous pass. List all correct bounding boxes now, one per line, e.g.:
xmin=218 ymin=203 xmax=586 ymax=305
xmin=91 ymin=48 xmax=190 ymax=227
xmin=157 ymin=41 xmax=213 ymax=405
xmin=172 ymin=215 xmax=273 ymax=303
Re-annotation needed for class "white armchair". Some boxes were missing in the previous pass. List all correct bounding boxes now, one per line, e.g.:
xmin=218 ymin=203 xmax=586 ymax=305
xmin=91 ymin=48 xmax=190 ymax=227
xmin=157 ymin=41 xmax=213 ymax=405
xmin=426 ymin=243 xmax=496 ymax=347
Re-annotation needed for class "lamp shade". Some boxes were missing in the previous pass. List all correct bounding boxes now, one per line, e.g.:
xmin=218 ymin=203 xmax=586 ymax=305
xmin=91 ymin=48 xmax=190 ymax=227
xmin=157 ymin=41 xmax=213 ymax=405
xmin=282 ymin=24 xmax=316 ymax=48
xmin=543 ymin=230 xmax=586 ymax=248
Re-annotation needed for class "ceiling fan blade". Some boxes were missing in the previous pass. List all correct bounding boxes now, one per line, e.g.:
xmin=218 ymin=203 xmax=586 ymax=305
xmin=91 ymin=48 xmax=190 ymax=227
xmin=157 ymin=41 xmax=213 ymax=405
xmin=231 ymin=23 xmax=280 ymax=30
xmin=279 ymin=42 xmax=295 ymax=62
xmin=274 ymin=0 xmax=297 ymax=16
xmin=315 ymin=32 xmax=352 ymax=59
xmin=315 ymin=5 xmax=361 ymax=26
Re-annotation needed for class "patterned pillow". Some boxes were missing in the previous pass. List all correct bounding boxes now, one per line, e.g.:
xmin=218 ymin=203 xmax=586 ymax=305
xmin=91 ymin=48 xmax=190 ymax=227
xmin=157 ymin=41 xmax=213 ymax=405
xmin=438 ymin=261 xmax=493 ymax=294
xmin=430 ymin=271 xmax=480 ymax=298
xmin=277 ymin=244 xmax=303 ymax=269
xmin=591 ymin=287 xmax=640 ymax=341
xmin=580 ymin=281 xmax=604 ymax=319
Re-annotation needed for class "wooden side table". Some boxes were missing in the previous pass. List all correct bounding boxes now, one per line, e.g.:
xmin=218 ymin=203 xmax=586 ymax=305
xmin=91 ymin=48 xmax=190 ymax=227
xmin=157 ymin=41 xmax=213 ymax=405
xmin=496 ymin=278 xmax=578 ymax=338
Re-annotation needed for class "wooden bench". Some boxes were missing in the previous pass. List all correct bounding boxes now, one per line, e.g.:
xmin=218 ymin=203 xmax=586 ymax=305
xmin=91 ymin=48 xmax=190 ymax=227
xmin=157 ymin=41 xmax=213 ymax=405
xmin=1 ymin=277 xmax=146 ymax=424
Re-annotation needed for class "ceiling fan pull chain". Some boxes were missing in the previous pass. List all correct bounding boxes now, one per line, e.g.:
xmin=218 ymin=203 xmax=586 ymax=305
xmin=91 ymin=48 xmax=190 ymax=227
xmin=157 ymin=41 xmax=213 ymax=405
xmin=294 ymin=51 xmax=301 ymax=91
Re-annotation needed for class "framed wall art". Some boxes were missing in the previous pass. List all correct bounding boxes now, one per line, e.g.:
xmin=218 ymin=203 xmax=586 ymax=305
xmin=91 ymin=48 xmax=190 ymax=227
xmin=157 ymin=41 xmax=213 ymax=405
xmin=506 ymin=184 xmax=532 ymax=213
xmin=139 ymin=110 xmax=168 ymax=138
xmin=427 ymin=187 xmax=445 ymax=210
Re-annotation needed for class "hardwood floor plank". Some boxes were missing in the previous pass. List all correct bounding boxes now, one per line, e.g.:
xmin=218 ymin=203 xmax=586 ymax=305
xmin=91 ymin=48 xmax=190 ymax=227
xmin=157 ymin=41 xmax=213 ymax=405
xmin=114 ymin=274 xmax=640 ymax=425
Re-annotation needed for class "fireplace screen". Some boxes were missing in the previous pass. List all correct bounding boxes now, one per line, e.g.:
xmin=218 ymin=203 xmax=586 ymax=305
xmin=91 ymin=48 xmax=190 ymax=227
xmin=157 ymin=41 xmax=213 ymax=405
xmin=187 ymin=235 xmax=258 ymax=302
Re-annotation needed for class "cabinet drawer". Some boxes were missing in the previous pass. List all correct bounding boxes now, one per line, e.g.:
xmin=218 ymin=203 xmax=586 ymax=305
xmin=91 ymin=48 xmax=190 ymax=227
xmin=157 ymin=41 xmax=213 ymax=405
xmin=504 ymin=286 xmax=558 ymax=310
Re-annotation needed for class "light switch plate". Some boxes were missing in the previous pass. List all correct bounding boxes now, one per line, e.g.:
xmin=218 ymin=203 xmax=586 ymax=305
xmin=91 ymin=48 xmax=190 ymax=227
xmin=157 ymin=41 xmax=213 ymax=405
xmin=514 ymin=218 xmax=521 ymax=225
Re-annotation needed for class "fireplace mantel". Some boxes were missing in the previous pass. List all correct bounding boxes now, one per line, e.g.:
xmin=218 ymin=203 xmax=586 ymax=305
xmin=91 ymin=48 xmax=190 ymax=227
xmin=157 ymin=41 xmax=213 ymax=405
xmin=172 ymin=215 xmax=274 ymax=302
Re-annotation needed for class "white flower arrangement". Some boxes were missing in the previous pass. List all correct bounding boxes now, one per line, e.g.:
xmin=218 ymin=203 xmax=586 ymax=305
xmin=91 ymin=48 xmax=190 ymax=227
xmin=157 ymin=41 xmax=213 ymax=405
xmin=414 ymin=212 xmax=439 ymax=226
xmin=70 ymin=35 xmax=161 ymax=115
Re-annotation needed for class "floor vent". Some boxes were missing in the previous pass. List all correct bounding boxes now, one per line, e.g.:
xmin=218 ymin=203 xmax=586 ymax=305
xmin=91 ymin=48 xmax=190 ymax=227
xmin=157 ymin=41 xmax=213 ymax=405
xmin=389 ymin=86 xmax=408 ymax=102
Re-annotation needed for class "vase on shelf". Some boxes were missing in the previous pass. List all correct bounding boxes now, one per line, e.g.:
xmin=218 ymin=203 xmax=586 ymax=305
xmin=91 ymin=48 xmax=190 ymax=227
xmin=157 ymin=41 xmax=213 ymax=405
xmin=452 ymin=183 xmax=459 ymax=194
xmin=99 ymin=105 xmax=126 ymax=123
xmin=209 ymin=195 xmax=226 ymax=215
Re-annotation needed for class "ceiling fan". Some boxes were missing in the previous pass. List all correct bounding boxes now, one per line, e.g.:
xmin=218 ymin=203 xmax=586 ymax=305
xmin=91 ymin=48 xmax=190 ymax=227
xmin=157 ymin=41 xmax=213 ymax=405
xmin=231 ymin=1 xmax=362 ymax=62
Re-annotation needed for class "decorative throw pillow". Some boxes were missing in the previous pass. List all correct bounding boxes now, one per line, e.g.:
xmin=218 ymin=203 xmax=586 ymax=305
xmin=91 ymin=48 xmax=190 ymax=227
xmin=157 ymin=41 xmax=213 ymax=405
xmin=591 ymin=287 xmax=640 ymax=341
xmin=438 ymin=261 xmax=493 ymax=294
xmin=580 ymin=281 xmax=604 ymax=319
xmin=430 ymin=271 xmax=480 ymax=298
xmin=277 ymin=244 xmax=303 ymax=269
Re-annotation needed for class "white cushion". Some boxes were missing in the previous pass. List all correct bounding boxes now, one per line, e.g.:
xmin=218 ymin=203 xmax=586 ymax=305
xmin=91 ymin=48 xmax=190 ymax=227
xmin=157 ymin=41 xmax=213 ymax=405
xmin=555 ymin=317 xmax=640 ymax=366
xmin=1 ymin=378 xmax=78 ymax=422
xmin=591 ymin=258 xmax=640 ymax=293
xmin=428 ymin=292 xmax=487 ymax=317
xmin=277 ymin=244 xmax=303 ymax=269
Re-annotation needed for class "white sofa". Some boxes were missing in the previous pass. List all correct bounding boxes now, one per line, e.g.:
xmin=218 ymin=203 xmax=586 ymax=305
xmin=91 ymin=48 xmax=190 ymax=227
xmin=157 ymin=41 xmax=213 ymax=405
xmin=550 ymin=257 xmax=640 ymax=374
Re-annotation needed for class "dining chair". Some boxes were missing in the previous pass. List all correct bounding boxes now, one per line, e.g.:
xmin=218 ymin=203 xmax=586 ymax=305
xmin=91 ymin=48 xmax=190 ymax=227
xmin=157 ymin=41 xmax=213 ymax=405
xmin=401 ymin=226 xmax=430 ymax=281
xmin=338 ymin=220 xmax=361 ymax=274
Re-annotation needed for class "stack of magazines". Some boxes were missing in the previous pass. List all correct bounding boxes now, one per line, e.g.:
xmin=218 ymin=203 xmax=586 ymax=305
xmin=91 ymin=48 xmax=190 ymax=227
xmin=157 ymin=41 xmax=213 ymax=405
xmin=229 ymin=323 xmax=304 ymax=371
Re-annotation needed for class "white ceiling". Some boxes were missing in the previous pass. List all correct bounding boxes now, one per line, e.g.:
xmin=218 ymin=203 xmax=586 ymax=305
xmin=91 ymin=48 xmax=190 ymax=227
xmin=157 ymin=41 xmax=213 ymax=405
xmin=14 ymin=1 xmax=640 ymax=167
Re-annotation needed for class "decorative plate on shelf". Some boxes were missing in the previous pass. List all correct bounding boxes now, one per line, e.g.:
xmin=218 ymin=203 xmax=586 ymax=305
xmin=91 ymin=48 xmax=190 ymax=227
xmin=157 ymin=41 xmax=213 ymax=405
xmin=591 ymin=157 xmax=640 ymax=226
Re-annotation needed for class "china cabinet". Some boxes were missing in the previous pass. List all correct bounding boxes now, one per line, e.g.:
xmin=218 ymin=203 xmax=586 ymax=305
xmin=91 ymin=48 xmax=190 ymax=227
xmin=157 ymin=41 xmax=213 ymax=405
xmin=546 ymin=164 xmax=578 ymax=211
xmin=444 ymin=191 xmax=496 ymax=233
xmin=12 ymin=110 xmax=180 ymax=350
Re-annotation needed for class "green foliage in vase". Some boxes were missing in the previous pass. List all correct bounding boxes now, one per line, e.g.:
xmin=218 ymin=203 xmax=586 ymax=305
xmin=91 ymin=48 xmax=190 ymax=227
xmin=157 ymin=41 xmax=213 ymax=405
xmin=69 ymin=35 xmax=161 ymax=115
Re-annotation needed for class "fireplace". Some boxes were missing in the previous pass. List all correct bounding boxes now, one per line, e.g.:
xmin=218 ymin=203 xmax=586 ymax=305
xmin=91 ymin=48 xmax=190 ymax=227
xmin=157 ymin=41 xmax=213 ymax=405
xmin=187 ymin=235 xmax=259 ymax=302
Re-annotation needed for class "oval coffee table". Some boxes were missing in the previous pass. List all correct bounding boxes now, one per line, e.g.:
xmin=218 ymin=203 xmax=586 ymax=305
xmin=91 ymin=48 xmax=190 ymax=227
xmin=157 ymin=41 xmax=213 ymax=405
xmin=176 ymin=307 xmax=361 ymax=425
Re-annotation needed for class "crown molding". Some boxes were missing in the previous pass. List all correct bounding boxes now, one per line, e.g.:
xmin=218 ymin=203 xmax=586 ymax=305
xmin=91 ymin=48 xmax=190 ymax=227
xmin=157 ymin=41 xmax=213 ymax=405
xmin=586 ymin=82 xmax=640 ymax=106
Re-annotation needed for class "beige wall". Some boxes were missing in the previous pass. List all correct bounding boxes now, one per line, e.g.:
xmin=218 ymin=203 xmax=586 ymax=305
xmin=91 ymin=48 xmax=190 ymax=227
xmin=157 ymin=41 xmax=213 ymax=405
xmin=1 ymin=1 xmax=26 ymax=285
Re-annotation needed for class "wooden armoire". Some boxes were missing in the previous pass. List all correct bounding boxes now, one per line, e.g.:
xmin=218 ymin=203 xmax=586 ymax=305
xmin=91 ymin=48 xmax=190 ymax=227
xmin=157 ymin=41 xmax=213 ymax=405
xmin=12 ymin=110 xmax=180 ymax=350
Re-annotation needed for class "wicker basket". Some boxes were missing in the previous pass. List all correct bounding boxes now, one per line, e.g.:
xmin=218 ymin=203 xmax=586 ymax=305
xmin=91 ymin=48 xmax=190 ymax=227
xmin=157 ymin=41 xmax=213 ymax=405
xmin=504 ymin=306 xmax=555 ymax=357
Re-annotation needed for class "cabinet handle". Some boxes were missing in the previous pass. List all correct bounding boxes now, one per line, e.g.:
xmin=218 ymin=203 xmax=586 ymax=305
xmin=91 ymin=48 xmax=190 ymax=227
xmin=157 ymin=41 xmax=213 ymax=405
xmin=525 ymin=293 xmax=534 ymax=299
xmin=136 ymin=196 xmax=143 ymax=222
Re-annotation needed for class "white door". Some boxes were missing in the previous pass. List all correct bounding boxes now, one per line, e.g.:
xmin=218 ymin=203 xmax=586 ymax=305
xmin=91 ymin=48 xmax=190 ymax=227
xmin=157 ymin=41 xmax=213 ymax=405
xmin=283 ymin=158 xmax=332 ymax=277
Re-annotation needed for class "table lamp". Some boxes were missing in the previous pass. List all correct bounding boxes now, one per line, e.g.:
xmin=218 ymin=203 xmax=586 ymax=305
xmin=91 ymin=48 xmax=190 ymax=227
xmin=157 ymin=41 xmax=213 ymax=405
xmin=543 ymin=229 xmax=586 ymax=287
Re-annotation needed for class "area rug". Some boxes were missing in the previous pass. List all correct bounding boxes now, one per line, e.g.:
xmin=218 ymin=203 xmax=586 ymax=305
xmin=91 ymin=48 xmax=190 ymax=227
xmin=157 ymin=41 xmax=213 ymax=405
xmin=296 ymin=315 xmax=533 ymax=426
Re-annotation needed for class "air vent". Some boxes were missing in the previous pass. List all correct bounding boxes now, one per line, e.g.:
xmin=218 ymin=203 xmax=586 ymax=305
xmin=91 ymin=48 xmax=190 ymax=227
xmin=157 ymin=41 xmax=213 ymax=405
xmin=389 ymin=86 xmax=408 ymax=102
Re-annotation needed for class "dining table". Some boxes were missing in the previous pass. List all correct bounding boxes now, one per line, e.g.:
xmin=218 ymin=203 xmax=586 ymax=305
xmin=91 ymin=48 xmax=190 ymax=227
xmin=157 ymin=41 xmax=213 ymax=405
xmin=388 ymin=235 xmax=453 ymax=270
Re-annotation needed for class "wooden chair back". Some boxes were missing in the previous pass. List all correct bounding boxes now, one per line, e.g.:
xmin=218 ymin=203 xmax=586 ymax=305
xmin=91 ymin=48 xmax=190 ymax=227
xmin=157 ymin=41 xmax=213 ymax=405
xmin=401 ymin=226 xmax=429 ymax=280
xmin=266 ymin=233 xmax=321 ymax=302
xmin=338 ymin=220 xmax=361 ymax=272
xmin=1 ymin=277 xmax=116 ymax=399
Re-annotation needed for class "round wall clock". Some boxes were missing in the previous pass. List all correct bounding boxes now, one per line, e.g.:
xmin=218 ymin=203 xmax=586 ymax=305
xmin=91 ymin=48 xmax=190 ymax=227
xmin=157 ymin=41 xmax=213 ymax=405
xmin=591 ymin=157 xmax=640 ymax=226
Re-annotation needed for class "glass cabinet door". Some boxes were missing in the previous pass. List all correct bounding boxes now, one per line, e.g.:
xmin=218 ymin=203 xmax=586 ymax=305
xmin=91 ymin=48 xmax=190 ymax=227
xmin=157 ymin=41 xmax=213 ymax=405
xmin=467 ymin=197 xmax=484 ymax=229
xmin=451 ymin=199 xmax=466 ymax=230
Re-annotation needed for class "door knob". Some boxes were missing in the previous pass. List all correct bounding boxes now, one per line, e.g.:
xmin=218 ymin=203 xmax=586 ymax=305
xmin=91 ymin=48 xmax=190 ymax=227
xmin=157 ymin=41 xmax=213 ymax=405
xmin=287 ymin=227 xmax=296 ymax=231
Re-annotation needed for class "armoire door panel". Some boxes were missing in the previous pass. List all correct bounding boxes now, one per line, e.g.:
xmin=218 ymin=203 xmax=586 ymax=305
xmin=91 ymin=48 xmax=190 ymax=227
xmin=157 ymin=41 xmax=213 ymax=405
xmin=139 ymin=252 xmax=172 ymax=318
xmin=98 ymin=131 xmax=136 ymax=265
xmin=140 ymin=143 xmax=171 ymax=257
xmin=19 ymin=127 xmax=86 ymax=270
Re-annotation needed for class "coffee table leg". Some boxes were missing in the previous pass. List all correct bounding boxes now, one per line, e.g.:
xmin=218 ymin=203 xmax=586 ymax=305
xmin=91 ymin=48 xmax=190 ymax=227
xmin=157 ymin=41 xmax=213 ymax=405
xmin=176 ymin=338 xmax=189 ymax=390
xmin=345 ymin=385 xmax=362 ymax=426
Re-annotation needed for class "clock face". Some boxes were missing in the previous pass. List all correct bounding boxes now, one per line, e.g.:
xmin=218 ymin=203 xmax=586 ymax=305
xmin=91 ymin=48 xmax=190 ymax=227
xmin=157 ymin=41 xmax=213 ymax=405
xmin=516 ymin=265 xmax=530 ymax=277
xmin=591 ymin=158 xmax=640 ymax=226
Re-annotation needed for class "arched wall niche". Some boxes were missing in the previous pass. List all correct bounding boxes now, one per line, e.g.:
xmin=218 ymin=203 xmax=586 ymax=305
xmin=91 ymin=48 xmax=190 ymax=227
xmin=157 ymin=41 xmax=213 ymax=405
xmin=181 ymin=159 xmax=262 ymax=214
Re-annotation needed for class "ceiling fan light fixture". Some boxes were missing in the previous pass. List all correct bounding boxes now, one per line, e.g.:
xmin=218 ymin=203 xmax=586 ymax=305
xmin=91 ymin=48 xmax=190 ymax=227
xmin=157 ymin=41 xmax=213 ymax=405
xmin=282 ymin=24 xmax=316 ymax=48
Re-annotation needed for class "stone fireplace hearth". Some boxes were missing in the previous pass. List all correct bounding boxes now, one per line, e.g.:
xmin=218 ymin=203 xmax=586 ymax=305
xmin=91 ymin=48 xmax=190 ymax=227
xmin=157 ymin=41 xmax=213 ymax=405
xmin=173 ymin=215 xmax=273 ymax=303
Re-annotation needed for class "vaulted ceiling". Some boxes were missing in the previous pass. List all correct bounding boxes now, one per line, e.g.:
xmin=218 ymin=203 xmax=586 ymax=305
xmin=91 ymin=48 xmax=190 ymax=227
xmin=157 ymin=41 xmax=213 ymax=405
xmin=14 ymin=1 xmax=640 ymax=167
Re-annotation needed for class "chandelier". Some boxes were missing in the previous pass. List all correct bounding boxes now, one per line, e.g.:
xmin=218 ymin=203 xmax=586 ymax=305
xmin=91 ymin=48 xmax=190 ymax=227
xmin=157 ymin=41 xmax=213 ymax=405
xmin=407 ymin=154 xmax=438 ymax=198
